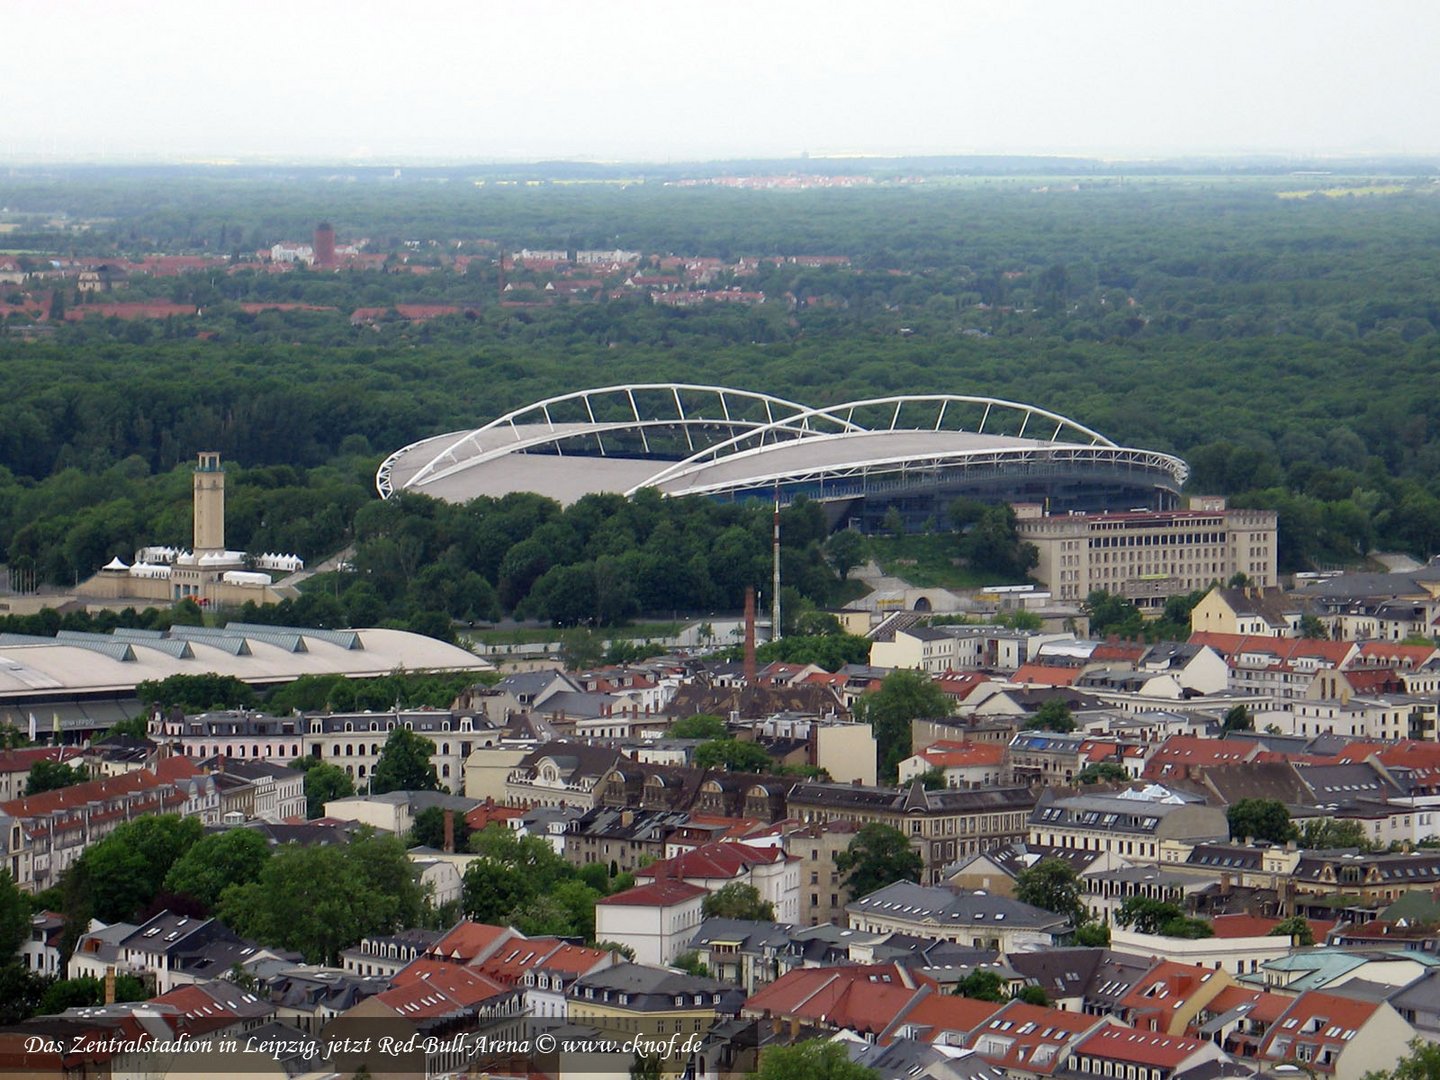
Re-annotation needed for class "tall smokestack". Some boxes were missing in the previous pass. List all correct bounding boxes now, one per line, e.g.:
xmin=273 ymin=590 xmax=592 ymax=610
xmin=105 ymin=967 xmax=117 ymax=1005
xmin=443 ymin=809 xmax=455 ymax=854
xmin=744 ymin=587 xmax=757 ymax=684
xmin=771 ymin=489 xmax=782 ymax=643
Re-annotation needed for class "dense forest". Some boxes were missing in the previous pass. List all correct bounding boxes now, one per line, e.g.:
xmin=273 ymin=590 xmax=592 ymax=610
xmin=3 ymin=163 xmax=1440 ymax=627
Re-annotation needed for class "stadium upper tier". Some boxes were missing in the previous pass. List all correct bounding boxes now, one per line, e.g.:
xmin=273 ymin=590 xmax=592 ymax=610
xmin=377 ymin=385 xmax=1189 ymax=522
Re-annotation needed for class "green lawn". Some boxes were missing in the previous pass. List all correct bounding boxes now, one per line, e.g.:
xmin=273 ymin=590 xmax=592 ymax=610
xmin=868 ymin=534 xmax=1026 ymax=590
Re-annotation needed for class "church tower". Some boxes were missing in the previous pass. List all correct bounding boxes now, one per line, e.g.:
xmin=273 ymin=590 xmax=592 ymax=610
xmin=193 ymin=452 xmax=225 ymax=555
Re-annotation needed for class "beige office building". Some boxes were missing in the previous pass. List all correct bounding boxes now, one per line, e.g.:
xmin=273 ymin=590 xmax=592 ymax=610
xmin=1017 ymin=498 xmax=1277 ymax=609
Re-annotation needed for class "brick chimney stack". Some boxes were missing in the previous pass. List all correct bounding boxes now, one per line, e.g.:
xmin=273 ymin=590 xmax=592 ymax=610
xmin=443 ymin=809 xmax=455 ymax=854
xmin=744 ymin=586 xmax=757 ymax=684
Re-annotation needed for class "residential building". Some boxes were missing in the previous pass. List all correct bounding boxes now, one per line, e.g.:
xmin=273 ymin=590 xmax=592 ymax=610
xmin=594 ymin=880 xmax=708 ymax=965
xmin=566 ymin=962 xmax=744 ymax=1051
xmin=783 ymin=819 xmax=861 ymax=926
xmin=1257 ymin=990 xmax=1416 ymax=1080
xmin=0 ymin=759 xmax=216 ymax=891
xmin=1190 ymin=586 xmax=1306 ymax=637
xmin=1069 ymin=1025 xmax=1227 ymax=1080
xmin=636 ymin=841 xmax=800 ymax=924
xmin=846 ymin=881 xmax=1069 ymax=951
xmin=787 ymin=781 xmax=1037 ymax=883
xmin=898 ymin=741 xmax=1011 ymax=788
xmin=1028 ymin=786 xmax=1229 ymax=863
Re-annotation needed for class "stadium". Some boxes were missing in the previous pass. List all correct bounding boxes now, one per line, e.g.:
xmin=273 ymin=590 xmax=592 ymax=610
xmin=377 ymin=384 xmax=1189 ymax=531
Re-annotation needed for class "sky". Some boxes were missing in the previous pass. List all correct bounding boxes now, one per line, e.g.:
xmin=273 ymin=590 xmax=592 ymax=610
xmin=6 ymin=0 xmax=1438 ymax=163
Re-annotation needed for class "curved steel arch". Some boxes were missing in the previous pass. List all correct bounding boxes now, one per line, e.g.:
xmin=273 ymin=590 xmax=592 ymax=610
xmin=632 ymin=393 xmax=1118 ymax=495
xmin=385 ymin=383 xmax=860 ymax=497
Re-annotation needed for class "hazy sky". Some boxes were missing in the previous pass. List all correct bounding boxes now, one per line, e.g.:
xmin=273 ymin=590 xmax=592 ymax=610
xmin=7 ymin=0 xmax=1437 ymax=162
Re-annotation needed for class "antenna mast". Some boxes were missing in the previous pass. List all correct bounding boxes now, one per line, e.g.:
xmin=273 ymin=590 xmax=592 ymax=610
xmin=771 ymin=484 xmax=782 ymax=643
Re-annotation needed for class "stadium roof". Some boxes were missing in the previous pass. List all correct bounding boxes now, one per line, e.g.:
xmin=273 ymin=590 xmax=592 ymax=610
xmin=377 ymin=384 xmax=1188 ymax=507
xmin=0 ymin=624 xmax=492 ymax=707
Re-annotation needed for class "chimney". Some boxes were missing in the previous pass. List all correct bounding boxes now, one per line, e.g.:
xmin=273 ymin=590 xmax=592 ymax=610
xmin=105 ymin=966 xmax=117 ymax=1005
xmin=744 ymin=587 xmax=757 ymax=684
xmin=443 ymin=809 xmax=455 ymax=853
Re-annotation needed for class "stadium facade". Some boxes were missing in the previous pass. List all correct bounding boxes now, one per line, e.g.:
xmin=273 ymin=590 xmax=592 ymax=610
xmin=377 ymin=384 xmax=1189 ymax=532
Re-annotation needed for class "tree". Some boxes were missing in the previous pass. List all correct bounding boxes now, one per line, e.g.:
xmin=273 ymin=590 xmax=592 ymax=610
xmin=852 ymin=669 xmax=953 ymax=782
xmin=1074 ymin=762 xmax=1129 ymax=785
xmin=1227 ymin=798 xmax=1298 ymax=845
xmin=105 ymin=716 xmax=150 ymax=741
xmin=1360 ymin=1037 xmax=1440 ymax=1080
xmin=407 ymin=806 xmax=472 ymax=851
xmin=1072 ymin=921 xmax=1110 ymax=946
xmin=370 ymin=728 xmax=439 ymax=794
xmin=0 ymin=871 xmax=30 ymax=959
xmin=0 ymin=963 xmax=47 ymax=1024
xmin=163 ymin=828 xmax=272 ymax=910
xmin=66 ymin=814 xmax=204 ymax=924
xmin=219 ymin=832 xmax=421 ymax=964
xmin=1269 ymin=916 xmax=1315 ymax=946
xmin=1085 ymin=591 xmax=1144 ymax=639
xmin=694 ymin=738 xmax=774 ymax=773
xmin=1013 ymin=985 xmax=1049 ymax=1006
xmin=835 ymin=823 xmax=923 ymax=901
xmin=701 ymin=882 xmax=776 ymax=922
xmin=25 ymin=759 xmax=88 ymax=796
xmin=135 ymin=673 xmax=255 ymax=711
xmin=673 ymin=951 xmax=711 ymax=978
xmin=289 ymin=758 xmax=355 ymax=818
xmin=1013 ymin=859 xmax=1084 ymax=925
xmin=1114 ymin=896 xmax=1186 ymax=935
xmin=36 ymin=974 xmax=147 ymax=1016
xmin=823 ymin=529 xmax=866 ymax=582
xmin=1114 ymin=896 xmax=1213 ymax=938
xmin=558 ymin=627 xmax=604 ymax=669
xmin=916 ymin=766 xmax=948 ymax=790
xmin=1024 ymin=698 xmax=1077 ymax=733
xmin=1221 ymin=704 xmax=1253 ymax=733
xmin=1299 ymin=614 xmax=1329 ymax=640
xmin=756 ymin=1039 xmax=878 ymax=1080
xmin=1297 ymin=817 xmax=1373 ymax=851
xmin=669 ymin=714 xmax=727 ymax=740
xmin=462 ymin=824 xmax=576 ymax=923
xmin=961 ymin=505 xmax=1038 ymax=580
xmin=955 ymin=968 xmax=1007 ymax=1002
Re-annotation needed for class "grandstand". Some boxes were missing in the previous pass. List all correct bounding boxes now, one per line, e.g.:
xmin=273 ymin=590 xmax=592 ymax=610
xmin=378 ymin=384 xmax=1189 ymax=531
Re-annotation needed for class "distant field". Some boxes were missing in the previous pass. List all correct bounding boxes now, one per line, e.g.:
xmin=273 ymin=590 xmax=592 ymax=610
xmin=1278 ymin=184 xmax=1411 ymax=199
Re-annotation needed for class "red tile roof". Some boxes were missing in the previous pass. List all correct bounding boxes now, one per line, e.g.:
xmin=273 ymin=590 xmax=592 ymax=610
xmin=966 ymin=1000 xmax=1103 ymax=1075
xmin=1142 ymin=736 xmax=1259 ymax=779
xmin=1355 ymin=642 xmax=1440 ymax=669
xmin=635 ymin=840 xmax=790 ymax=883
xmin=1074 ymin=1026 xmax=1209 ymax=1069
xmin=1187 ymin=633 xmax=1356 ymax=671
xmin=595 ymin=880 xmax=708 ymax=907
xmin=916 ymin=740 xmax=1007 ymax=768
xmin=881 ymin=989 xmax=1005 ymax=1044
xmin=1118 ymin=962 xmax=1223 ymax=1027
xmin=0 ymin=746 xmax=84 ymax=775
xmin=1012 ymin=664 xmax=1082 ymax=688
xmin=1259 ymin=990 xmax=1382 ymax=1070
xmin=744 ymin=964 xmax=933 ymax=1036
xmin=424 ymin=921 xmax=513 ymax=964
xmin=378 ymin=961 xmax=507 ymax=1016
xmin=1210 ymin=914 xmax=1336 ymax=941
